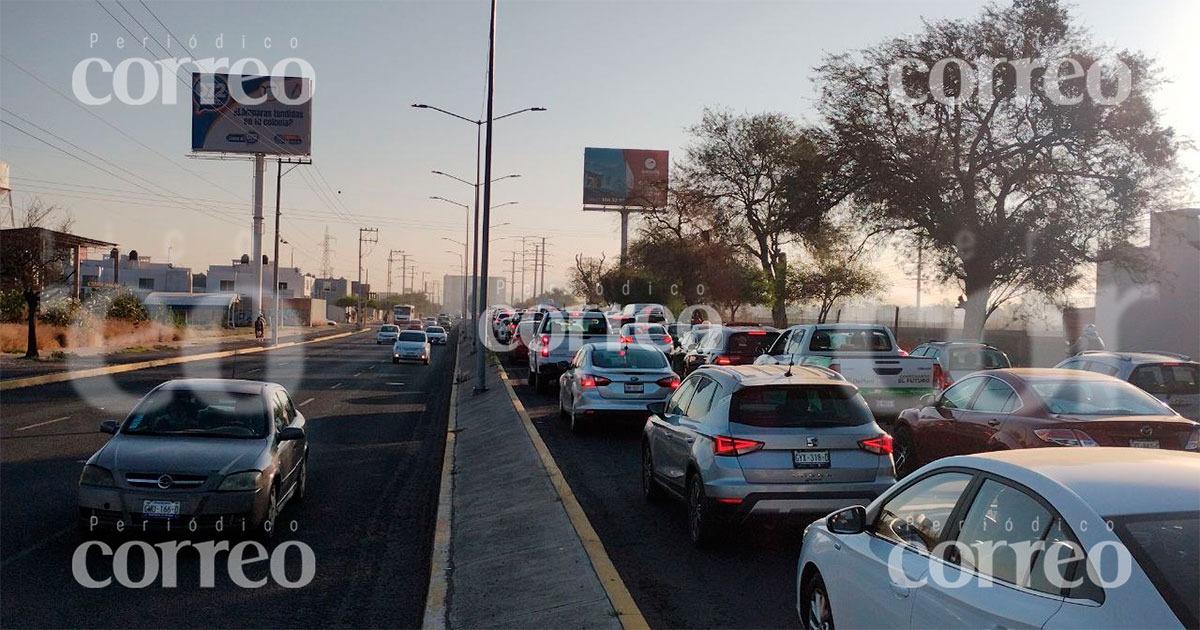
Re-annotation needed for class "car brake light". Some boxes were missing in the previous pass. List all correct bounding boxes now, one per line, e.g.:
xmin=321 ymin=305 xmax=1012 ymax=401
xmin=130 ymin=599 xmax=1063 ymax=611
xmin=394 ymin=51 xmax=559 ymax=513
xmin=1034 ymin=428 xmax=1099 ymax=447
xmin=656 ymin=375 xmax=681 ymax=388
xmin=714 ymin=355 xmax=732 ymax=365
xmin=746 ymin=330 xmax=766 ymax=335
xmin=711 ymin=435 xmax=764 ymax=457
xmin=540 ymin=334 xmax=549 ymax=345
xmin=827 ymin=362 xmax=841 ymax=373
xmin=620 ymin=335 xmax=633 ymax=343
xmin=540 ymin=346 xmax=549 ymax=357
xmin=663 ymin=334 xmax=672 ymax=344
xmin=898 ymin=348 xmax=909 ymax=356
xmin=932 ymin=364 xmax=952 ymax=390
xmin=859 ymin=434 xmax=893 ymax=455
xmin=578 ymin=373 xmax=611 ymax=387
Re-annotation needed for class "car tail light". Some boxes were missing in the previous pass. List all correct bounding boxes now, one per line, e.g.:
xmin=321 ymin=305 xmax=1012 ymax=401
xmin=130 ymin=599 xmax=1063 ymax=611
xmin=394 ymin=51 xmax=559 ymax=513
xmin=1034 ymin=428 xmax=1099 ymax=447
xmin=898 ymin=348 xmax=909 ymax=356
xmin=1185 ymin=426 xmax=1199 ymax=451
xmin=827 ymin=362 xmax=841 ymax=373
xmin=932 ymin=364 xmax=952 ymax=390
xmin=663 ymin=334 xmax=672 ymax=344
xmin=540 ymin=346 xmax=549 ymax=357
xmin=714 ymin=355 xmax=732 ymax=365
xmin=620 ymin=335 xmax=634 ymax=343
xmin=578 ymin=373 xmax=611 ymax=387
xmin=711 ymin=435 xmax=764 ymax=457
xmin=540 ymin=334 xmax=549 ymax=345
xmin=859 ymin=434 xmax=893 ymax=455
xmin=656 ymin=375 xmax=681 ymax=388
xmin=746 ymin=330 xmax=766 ymax=335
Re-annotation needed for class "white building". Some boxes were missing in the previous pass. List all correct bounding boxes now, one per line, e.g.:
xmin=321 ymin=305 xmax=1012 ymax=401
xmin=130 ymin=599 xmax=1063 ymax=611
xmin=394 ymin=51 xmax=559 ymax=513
xmin=1096 ymin=208 xmax=1200 ymax=359
xmin=204 ymin=256 xmax=314 ymax=321
xmin=80 ymin=252 xmax=191 ymax=296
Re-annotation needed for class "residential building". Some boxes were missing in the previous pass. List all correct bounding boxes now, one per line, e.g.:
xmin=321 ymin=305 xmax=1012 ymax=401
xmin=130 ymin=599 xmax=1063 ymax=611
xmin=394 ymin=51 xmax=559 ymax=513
xmin=80 ymin=251 xmax=191 ymax=296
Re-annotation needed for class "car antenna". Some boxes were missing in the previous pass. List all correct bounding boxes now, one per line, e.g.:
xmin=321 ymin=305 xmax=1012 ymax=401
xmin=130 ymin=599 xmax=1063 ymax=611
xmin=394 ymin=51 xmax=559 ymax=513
xmin=784 ymin=354 xmax=794 ymax=378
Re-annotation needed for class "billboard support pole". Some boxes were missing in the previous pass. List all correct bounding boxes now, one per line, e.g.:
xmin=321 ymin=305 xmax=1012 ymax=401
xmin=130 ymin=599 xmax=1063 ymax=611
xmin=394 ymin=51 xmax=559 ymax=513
xmin=619 ymin=209 xmax=630 ymax=268
xmin=475 ymin=0 xmax=497 ymax=393
xmin=252 ymin=153 xmax=265 ymax=325
xmin=272 ymin=157 xmax=282 ymax=346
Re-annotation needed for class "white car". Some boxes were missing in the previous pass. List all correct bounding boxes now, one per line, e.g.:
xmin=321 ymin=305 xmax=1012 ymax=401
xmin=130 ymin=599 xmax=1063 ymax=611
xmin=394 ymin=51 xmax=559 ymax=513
xmin=796 ymin=448 xmax=1199 ymax=630
xmin=425 ymin=326 xmax=448 ymax=345
xmin=376 ymin=324 xmax=400 ymax=345
xmin=392 ymin=330 xmax=431 ymax=365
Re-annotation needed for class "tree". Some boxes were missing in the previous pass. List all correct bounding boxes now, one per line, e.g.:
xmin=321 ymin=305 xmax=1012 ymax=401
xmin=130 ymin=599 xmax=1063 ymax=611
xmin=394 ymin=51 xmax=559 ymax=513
xmin=789 ymin=245 xmax=883 ymax=323
xmin=334 ymin=296 xmax=358 ymax=308
xmin=569 ymin=253 xmax=609 ymax=304
xmin=0 ymin=199 xmax=74 ymax=357
xmin=817 ymin=0 xmax=1181 ymax=338
xmin=679 ymin=109 xmax=843 ymax=327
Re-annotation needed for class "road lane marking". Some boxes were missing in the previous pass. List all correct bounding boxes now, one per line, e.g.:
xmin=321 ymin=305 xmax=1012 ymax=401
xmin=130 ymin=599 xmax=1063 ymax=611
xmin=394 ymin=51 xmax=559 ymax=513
xmin=15 ymin=416 xmax=71 ymax=432
xmin=385 ymin=382 xmax=405 ymax=386
xmin=0 ymin=525 xmax=73 ymax=568
xmin=298 ymin=397 xmax=314 ymax=408
xmin=353 ymin=372 xmax=362 ymax=377
xmin=245 ymin=367 xmax=261 ymax=374
xmin=423 ymin=334 xmax=459 ymax=630
xmin=367 ymin=365 xmax=376 ymax=370
xmin=330 ymin=383 xmax=342 ymax=389
xmin=497 ymin=363 xmax=649 ymax=630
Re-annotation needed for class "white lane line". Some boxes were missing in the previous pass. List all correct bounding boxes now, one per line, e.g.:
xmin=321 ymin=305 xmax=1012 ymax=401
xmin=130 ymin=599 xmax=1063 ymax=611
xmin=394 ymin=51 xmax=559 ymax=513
xmin=385 ymin=382 xmax=405 ymax=386
xmin=367 ymin=365 xmax=376 ymax=370
xmin=330 ymin=383 xmax=342 ymax=389
xmin=354 ymin=372 xmax=362 ymax=377
xmin=298 ymin=397 xmax=315 ymax=408
xmin=245 ymin=367 xmax=261 ymax=374
xmin=16 ymin=416 xmax=71 ymax=432
xmin=1 ymin=525 xmax=73 ymax=568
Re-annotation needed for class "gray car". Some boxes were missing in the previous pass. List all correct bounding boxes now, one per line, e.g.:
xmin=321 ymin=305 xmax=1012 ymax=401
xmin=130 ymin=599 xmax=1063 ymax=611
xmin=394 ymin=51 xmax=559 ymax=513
xmin=77 ymin=379 xmax=307 ymax=537
xmin=1056 ymin=351 xmax=1199 ymax=421
xmin=558 ymin=343 xmax=680 ymax=432
xmin=641 ymin=364 xmax=896 ymax=547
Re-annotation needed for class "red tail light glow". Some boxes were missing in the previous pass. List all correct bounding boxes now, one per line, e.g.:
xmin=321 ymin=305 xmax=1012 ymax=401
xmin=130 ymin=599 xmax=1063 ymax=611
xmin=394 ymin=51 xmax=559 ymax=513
xmin=714 ymin=355 xmax=732 ymax=365
xmin=932 ymin=364 xmax=952 ymax=390
xmin=578 ymin=373 xmax=612 ymax=387
xmin=828 ymin=362 xmax=841 ymax=373
xmin=540 ymin=334 xmax=549 ymax=345
xmin=859 ymin=434 xmax=893 ymax=455
xmin=746 ymin=330 xmax=766 ymax=335
xmin=620 ymin=335 xmax=634 ymax=343
xmin=712 ymin=435 xmax=764 ymax=456
xmin=656 ymin=375 xmax=682 ymax=388
xmin=540 ymin=346 xmax=549 ymax=357
xmin=1034 ymin=428 xmax=1098 ymax=447
xmin=663 ymin=335 xmax=672 ymax=344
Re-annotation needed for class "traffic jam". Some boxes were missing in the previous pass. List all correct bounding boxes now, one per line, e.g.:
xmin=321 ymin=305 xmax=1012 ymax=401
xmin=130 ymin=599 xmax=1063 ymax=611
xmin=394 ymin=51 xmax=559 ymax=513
xmin=487 ymin=303 xmax=1199 ymax=629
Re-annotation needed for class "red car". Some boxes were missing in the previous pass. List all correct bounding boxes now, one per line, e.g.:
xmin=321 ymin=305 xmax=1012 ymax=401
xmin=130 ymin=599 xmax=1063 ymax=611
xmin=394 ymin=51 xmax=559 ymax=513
xmin=892 ymin=368 xmax=1200 ymax=477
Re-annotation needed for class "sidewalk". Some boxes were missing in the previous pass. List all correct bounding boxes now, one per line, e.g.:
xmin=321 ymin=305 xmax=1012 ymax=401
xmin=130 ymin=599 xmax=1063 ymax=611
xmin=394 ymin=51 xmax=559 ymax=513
xmin=437 ymin=338 xmax=623 ymax=629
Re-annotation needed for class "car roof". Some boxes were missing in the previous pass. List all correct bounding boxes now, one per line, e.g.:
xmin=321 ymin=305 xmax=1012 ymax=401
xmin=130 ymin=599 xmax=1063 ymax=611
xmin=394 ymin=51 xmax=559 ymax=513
xmin=1075 ymin=351 xmax=1197 ymax=364
xmin=696 ymin=364 xmax=847 ymax=387
xmin=996 ymin=367 xmax=1120 ymax=382
xmin=942 ymin=448 xmax=1200 ymax=517
xmin=158 ymin=378 xmax=272 ymax=394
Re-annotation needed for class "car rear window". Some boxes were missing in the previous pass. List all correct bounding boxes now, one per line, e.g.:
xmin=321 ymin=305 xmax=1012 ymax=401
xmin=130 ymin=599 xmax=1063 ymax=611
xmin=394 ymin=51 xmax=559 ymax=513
xmin=622 ymin=324 xmax=667 ymax=336
xmin=546 ymin=317 xmax=609 ymax=335
xmin=809 ymin=328 xmax=893 ymax=352
xmin=123 ymin=389 xmax=267 ymax=438
xmin=592 ymin=347 xmax=668 ymax=369
xmin=1111 ymin=512 xmax=1199 ymax=628
xmin=397 ymin=331 xmax=426 ymax=342
xmin=1130 ymin=364 xmax=1200 ymax=396
xmin=1029 ymin=379 xmax=1173 ymax=415
xmin=730 ymin=384 xmax=874 ymax=427
xmin=947 ymin=347 xmax=1009 ymax=370
xmin=724 ymin=331 xmax=779 ymax=356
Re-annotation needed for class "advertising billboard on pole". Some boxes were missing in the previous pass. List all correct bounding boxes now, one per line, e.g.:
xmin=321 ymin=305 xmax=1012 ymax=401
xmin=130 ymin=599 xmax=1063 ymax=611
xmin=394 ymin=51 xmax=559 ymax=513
xmin=582 ymin=147 xmax=668 ymax=207
xmin=191 ymin=74 xmax=313 ymax=155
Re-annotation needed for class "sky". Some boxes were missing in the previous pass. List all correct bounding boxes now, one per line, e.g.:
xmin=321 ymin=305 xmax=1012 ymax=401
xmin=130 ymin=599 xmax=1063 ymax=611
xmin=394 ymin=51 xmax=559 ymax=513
xmin=2 ymin=0 xmax=1197 ymax=306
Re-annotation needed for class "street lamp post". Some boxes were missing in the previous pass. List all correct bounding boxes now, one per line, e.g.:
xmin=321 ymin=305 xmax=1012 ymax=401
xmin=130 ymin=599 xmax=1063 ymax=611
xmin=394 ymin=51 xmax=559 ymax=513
xmin=433 ymin=198 xmax=471 ymax=318
xmin=441 ymin=237 xmax=468 ymax=318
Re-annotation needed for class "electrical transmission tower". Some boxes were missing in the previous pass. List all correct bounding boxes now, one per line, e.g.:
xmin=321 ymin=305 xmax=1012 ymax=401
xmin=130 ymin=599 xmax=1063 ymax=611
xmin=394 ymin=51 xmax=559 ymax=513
xmin=319 ymin=227 xmax=336 ymax=278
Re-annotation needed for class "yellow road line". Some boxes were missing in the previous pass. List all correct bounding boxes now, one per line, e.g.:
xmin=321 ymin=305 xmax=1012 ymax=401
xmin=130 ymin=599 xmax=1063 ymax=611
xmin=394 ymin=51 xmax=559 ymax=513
xmin=497 ymin=363 xmax=651 ymax=630
xmin=0 ymin=330 xmax=363 ymax=391
xmin=422 ymin=334 xmax=460 ymax=630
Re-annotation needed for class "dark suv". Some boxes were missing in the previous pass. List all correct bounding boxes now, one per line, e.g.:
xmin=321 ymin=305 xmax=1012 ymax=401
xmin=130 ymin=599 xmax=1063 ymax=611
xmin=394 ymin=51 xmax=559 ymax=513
xmin=679 ymin=327 xmax=779 ymax=376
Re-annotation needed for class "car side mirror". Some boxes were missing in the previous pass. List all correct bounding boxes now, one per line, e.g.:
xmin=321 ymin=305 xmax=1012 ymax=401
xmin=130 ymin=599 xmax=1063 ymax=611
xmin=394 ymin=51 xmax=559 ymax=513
xmin=826 ymin=505 xmax=867 ymax=535
xmin=100 ymin=420 xmax=118 ymax=434
xmin=278 ymin=426 xmax=305 ymax=441
xmin=920 ymin=393 xmax=938 ymax=407
xmin=646 ymin=401 xmax=666 ymax=419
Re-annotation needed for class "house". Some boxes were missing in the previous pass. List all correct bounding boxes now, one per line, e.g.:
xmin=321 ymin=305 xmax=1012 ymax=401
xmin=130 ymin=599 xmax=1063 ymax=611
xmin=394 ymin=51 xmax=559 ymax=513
xmin=80 ymin=251 xmax=191 ymax=296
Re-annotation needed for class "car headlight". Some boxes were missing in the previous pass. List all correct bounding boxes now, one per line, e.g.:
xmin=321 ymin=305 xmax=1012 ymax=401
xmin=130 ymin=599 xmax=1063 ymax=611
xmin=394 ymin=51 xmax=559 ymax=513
xmin=79 ymin=464 xmax=115 ymax=487
xmin=218 ymin=470 xmax=263 ymax=491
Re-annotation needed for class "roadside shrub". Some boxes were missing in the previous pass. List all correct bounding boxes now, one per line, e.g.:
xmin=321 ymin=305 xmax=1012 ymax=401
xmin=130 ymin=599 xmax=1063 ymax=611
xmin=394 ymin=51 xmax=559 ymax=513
xmin=0 ymin=289 xmax=25 ymax=323
xmin=38 ymin=295 xmax=80 ymax=327
xmin=108 ymin=292 xmax=148 ymax=322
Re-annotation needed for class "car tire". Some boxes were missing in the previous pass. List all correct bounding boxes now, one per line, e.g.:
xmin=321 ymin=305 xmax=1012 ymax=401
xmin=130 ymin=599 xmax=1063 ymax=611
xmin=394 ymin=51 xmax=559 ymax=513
xmin=686 ymin=472 xmax=720 ymax=548
xmin=527 ymin=365 xmax=536 ymax=387
xmin=533 ymin=370 xmax=546 ymax=394
xmin=801 ymin=571 xmax=835 ymax=630
xmin=424 ymin=358 xmax=430 ymax=365
xmin=641 ymin=443 xmax=663 ymax=503
xmin=255 ymin=483 xmax=279 ymax=542
xmin=893 ymin=426 xmax=917 ymax=479
xmin=392 ymin=357 xmax=399 ymax=364
xmin=294 ymin=456 xmax=308 ymax=502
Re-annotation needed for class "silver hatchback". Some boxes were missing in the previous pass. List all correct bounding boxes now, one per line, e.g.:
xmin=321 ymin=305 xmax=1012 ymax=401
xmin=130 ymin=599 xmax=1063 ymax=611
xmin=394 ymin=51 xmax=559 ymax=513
xmin=558 ymin=343 xmax=680 ymax=432
xmin=641 ymin=364 xmax=896 ymax=547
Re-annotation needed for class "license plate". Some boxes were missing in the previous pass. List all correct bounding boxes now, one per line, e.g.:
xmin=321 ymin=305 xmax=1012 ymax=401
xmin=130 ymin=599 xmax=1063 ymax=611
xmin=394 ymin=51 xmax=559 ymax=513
xmin=1130 ymin=439 xmax=1159 ymax=449
xmin=624 ymin=383 xmax=644 ymax=394
xmin=793 ymin=450 xmax=830 ymax=468
xmin=142 ymin=500 xmax=180 ymax=518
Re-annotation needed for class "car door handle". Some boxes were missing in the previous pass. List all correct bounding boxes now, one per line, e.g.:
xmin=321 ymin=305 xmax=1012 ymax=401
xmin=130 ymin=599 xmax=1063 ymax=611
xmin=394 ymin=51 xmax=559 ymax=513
xmin=887 ymin=581 xmax=910 ymax=599
xmin=683 ymin=436 xmax=695 ymax=444
xmin=987 ymin=419 xmax=1001 ymax=427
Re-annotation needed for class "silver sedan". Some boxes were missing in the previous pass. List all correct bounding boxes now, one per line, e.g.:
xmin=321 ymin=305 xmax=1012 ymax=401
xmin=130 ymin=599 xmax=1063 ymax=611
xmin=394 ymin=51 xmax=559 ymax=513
xmin=77 ymin=378 xmax=307 ymax=538
xmin=558 ymin=343 xmax=680 ymax=432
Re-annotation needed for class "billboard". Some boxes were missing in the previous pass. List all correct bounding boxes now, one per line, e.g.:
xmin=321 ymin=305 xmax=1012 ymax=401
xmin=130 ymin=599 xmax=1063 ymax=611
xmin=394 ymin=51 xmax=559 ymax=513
xmin=191 ymin=74 xmax=312 ymax=155
xmin=583 ymin=147 xmax=668 ymax=207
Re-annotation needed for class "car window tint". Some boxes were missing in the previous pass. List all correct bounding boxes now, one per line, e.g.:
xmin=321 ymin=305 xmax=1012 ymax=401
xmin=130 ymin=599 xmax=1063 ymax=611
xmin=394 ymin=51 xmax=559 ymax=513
xmin=686 ymin=378 xmax=718 ymax=418
xmin=873 ymin=472 xmax=973 ymax=552
xmin=1112 ymin=512 xmax=1198 ymax=626
xmin=725 ymin=332 xmax=779 ymax=355
xmin=954 ymin=479 xmax=1052 ymax=587
xmin=272 ymin=392 xmax=287 ymax=433
xmin=397 ymin=331 xmax=425 ymax=342
xmin=970 ymin=378 xmax=1018 ymax=413
xmin=731 ymin=385 xmax=875 ymax=428
xmin=809 ymin=328 xmax=893 ymax=352
xmin=667 ymin=378 xmax=699 ymax=415
xmin=122 ymin=389 xmax=268 ymax=438
xmin=948 ymin=347 xmax=1009 ymax=370
xmin=909 ymin=346 xmax=928 ymax=357
xmin=766 ymin=330 xmax=791 ymax=355
xmin=1029 ymin=518 xmax=1103 ymax=602
xmin=1029 ymin=379 xmax=1172 ymax=415
xmin=1131 ymin=364 xmax=1200 ymax=396
xmin=592 ymin=348 xmax=667 ymax=369
xmin=941 ymin=377 xmax=984 ymax=409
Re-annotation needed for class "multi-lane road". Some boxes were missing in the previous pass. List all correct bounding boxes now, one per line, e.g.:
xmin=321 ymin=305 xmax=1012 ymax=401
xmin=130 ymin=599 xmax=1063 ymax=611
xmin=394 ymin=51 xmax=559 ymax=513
xmin=503 ymin=360 xmax=808 ymax=630
xmin=1 ymin=330 xmax=457 ymax=628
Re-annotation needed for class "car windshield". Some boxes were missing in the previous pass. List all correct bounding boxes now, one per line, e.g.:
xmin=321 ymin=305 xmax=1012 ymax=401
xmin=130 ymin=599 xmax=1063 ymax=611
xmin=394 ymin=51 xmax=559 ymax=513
xmin=1110 ymin=512 xmax=1199 ymax=628
xmin=592 ymin=347 xmax=668 ymax=369
xmin=730 ymin=384 xmax=874 ymax=428
xmin=397 ymin=331 xmax=426 ymax=342
xmin=380 ymin=325 xmax=399 ymax=332
xmin=724 ymin=331 xmax=779 ymax=356
xmin=1029 ymin=378 xmax=1174 ymax=415
xmin=948 ymin=347 xmax=1009 ymax=370
xmin=427 ymin=327 xmax=445 ymax=333
xmin=122 ymin=389 xmax=267 ymax=438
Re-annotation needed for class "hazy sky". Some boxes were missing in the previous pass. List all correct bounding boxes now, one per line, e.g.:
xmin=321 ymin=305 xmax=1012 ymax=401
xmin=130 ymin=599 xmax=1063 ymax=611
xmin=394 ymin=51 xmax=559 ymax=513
xmin=2 ymin=0 xmax=1196 ymax=305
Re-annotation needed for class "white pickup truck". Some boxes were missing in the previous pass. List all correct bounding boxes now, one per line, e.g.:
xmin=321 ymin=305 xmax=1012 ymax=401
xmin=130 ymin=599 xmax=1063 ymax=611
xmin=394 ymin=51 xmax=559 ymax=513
xmin=527 ymin=311 xmax=616 ymax=392
xmin=754 ymin=323 xmax=934 ymax=420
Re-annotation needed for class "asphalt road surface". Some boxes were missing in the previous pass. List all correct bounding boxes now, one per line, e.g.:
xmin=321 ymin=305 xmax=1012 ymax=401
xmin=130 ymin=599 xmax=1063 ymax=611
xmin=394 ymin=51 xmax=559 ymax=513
xmin=1 ymin=329 xmax=457 ymax=628
xmin=503 ymin=358 xmax=808 ymax=630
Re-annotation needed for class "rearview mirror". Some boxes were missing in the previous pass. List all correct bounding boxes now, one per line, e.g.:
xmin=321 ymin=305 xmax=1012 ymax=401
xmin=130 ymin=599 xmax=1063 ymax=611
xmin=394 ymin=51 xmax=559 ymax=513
xmin=826 ymin=505 xmax=867 ymax=535
xmin=99 ymin=420 xmax=118 ymax=434
xmin=919 ymin=393 xmax=938 ymax=407
xmin=646 ymin=401 xmax=666 ymax=419
xmin=278 ymin=426 xmax=305 ymax=441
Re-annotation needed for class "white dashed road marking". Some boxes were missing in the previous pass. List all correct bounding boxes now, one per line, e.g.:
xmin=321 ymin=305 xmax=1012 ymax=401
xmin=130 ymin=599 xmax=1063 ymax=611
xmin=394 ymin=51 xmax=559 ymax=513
xmin=16 ymin=416 xmax=71 ymax=432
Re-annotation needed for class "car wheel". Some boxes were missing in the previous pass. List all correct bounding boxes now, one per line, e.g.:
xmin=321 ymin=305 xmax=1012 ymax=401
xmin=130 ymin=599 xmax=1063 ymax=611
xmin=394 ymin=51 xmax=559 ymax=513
xmin=534 ymin=371 xmax=546 ymax=394
xmin=424 ymin=358 xmax=430 ymax=365
xmin=802 ymin=571 xmax=834 ymax=630
xmin=893 ymin=426 xmax=917 ymax=479
xmin=641 ymin=443 xmax=663 ymax=502
xmin=687 ymin=472 xmax=719 ymax=547
xmin=392 ymin=357 xmax=399 ymax=364
xmin=527 ymin=366 xmax=536 ymax=386
xmin=558 ymin=391 xmax=568 ymax=420
xmin=256 ymin=483 xmax=279 ymax=541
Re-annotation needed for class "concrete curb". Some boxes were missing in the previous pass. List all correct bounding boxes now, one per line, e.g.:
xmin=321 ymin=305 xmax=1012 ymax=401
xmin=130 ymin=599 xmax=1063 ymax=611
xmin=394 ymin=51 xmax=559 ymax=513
xmin=0 ymin=329 xmax=363 ymax=391
xmin=422 ymin=329 xmax=460 ymax=630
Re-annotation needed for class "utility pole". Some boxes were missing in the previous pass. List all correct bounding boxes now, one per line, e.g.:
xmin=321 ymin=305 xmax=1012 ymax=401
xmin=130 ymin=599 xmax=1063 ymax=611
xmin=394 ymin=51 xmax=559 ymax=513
xmin=539 ymin=236 xmax=547 ymax=296
xmin=505 ymin=252 xmax=517 ymax=303
xmin=251 ymin=154 xmax=265 ymax=321
xmin=915 ymin=238 xmax=924 ymax=323
xmin=357 ymin=227 xmax=378 ymax=329
xmin=387 ymin=249 xmax=404 ymax=296
xmin=398 ymin=253 xmax=413 ymax=295
xmin=519 ymin=236 xmax=530 ymax=303
xmin=271 ymin=156 xmax=310 ymax=346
